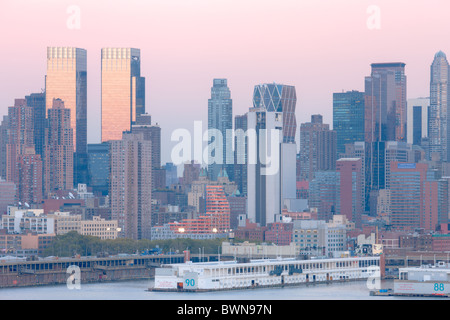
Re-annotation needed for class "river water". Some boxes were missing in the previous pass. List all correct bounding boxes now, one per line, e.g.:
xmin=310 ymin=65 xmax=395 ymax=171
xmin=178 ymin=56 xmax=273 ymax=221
xmin=0 ymin=279 xmax=418 ymax=300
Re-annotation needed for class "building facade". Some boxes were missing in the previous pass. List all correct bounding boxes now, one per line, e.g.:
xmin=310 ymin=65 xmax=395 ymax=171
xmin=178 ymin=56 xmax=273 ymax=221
xmin=333 ymin=91 xmax=365 ymax=156
xmin=110 ymin=132 xmax=152 ymax=240
xmin=299 ymin=115 xmax=337 ymax=181
xmin=207 ymin=79 xmax=233 ymax=181
xmin=101 ymin=48 xmax=145 ymax=142
xmin=44 ymin=99 xmax=74 ymax=196
xmin=45 ymin=47 xmax=88 ymax=186
xmin=429 ymin=51 xmax=450 ymax=161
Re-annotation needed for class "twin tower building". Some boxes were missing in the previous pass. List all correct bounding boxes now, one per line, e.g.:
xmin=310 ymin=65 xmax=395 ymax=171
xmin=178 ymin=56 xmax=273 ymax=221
xmin=45 ymin=47 xmax=146 ymax=186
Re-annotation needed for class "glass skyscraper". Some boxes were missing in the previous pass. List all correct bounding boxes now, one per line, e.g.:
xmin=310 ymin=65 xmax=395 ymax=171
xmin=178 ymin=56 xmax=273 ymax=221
xmin=207 ymin=79 xmax=233 ymax=181
xmin=333 ymin=90 xmax=365 ymax=156
xmin=252 ymin=83 xmax=297 ymax=144
xmin=101 ymin=48 xmax=146 ymax=142
xmin=429 ymin=51 xmax=450 ymax=161
xmin=364 ymin=63 xmax=407 ymax=212
xmin=87 ymin=142 xmax=110 ymax=196
xmin=25 ymin=92 xmax=46 ymax=157
xmin=45 ymin=47 xmax=87 ymax=153
xmin=45 ymin=47 xmax=88 ymax=187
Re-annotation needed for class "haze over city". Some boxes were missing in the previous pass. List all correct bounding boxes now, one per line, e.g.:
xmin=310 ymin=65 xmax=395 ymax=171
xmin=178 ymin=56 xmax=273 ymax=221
xmin=1 ymin=0 xmax=448 ymax=164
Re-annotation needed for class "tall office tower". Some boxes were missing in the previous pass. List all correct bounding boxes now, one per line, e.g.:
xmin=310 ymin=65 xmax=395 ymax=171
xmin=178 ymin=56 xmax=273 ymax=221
xmin=365 ymin=63 xmax=407 ymax=143
xmin=101 ymin=48 xmax=145 ymax=142
xmin=413 ymin=106 xmax=422 ymax=146
xmin=333 ymin=90 xmax=365 ymax=156
xmin=45 ymin=47 xmax=87 ymax=186
xmin=253 ymin=83 xmax=297 ymax=203
xmin=336 ymin=158 xmax=364 ymax=227
xmin=384 ymin=141 xmax=414 ymax=190
xmin=234 ymin=113 xmax=248 ymax=196
xmin=205 ymin=185 xmax=231 ymax=233
xmin=390 ymin=162 xmax=436 ymax=231
xmin=25 ymin=92 xmax=46 ymax=157
xmin=6 ymin=99 xmax=35 ymax=184
xmin=131 ymin=115 xmax=161 ymax=168
xmin=252 ymin=83 xmax=297 ymax=144
xmin=247 ymin=83 xmax=297 ymax=225
xmin=131 ymin=115 xmax=161 ymax=191
xmin=110 ymin=132 xmax=152 ymax=240
xmin=429 ymin=51 xmax=450 ymax=161
xmin=247 ymin=107 xmax=284 ymax=226
xmin=0 ymin=116 xmax=9 ymax=179
xmin=364 ymin=63 xmax=407 ymax=212
xmin=17 ymin=147 xmax=43 ymax=205
xmin=299 ymin=115 xmax=337 ymax=181
xmin=207 ymin=79 xmax=233 ymax=181
xmin=407 ymin=98 xmax=429 ymax=145
xmin=308 ymin=171 xmax=339 ymax=222
xmin=87 ymin=142 xmax=110 ymax=196
xmin=44 ymin=99 xmax=74 ymax=196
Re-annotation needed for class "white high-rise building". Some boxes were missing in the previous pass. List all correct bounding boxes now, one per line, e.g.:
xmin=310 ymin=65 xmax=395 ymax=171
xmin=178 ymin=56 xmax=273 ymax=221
xmin=247 ymin=83 xmax=297 ymax=226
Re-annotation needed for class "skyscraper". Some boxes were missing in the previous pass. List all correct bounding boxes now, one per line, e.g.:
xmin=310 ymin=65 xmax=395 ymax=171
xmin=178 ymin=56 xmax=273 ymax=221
xmin=365 ymin=63 xmax=407 ymax=144
xmin=252 ymin=83 xmax=297 ymax=144
xmin=384 ymin=141 xmax=414 ymax=190
xmin=308 ymin=170 xmax=339 ymax=222
xmin=407 ymin=97 xmax=429 ymax=145
xmin=336 ymin=158 xmax=364 ymax=227
xmin=234 ymin=113 xmax=248 ymax=196
xmin=364 ymin=63 xmax=407 ymax=211
xmin=6 ymin=99 xmax=34 ymax=184
xmin=247 ymin=106 xmax=283 ymax=226
xmin=299 ymin=115 xmax=337 ymax=181
xmin=131 ymin=115 xmax=161 ymax=169
xmin=110 ymin=132 xmax=152 ymax=240
xmin=333 ymin=90 xmax=365 ymax=156
xmin=25 ymin=92 xmax=46 ymax=157
xmin=413 ymin=106 xmax=423 ymax=146
xmin=44 ymin=99 xmax=74 ymax=195
xmin=0 ymin=116 xmax=8 ymax=179
xmin=45 ymin=47 xmax=87 ymax=186
xmin=429 ymin=51 xmax=450 ymax=161
xmin=87 ymin=142 xmax=110 ymax=196
xmin=207 ymin=79 xmax=233 ymax=181
xmin=247 ymin=83 xmax=297 ymax=226
xmin=17 ymin=148 xmax=43 ymax=205
xmin=389 ymin=162 xmax=430 ymax=231
xmin=101 ymin=48 xmax=145 ymax=142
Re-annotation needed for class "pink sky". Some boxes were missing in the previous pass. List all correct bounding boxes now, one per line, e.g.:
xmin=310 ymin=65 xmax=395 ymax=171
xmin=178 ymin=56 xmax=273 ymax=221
xmin=1 ymin=0 xmax=449 ymax=164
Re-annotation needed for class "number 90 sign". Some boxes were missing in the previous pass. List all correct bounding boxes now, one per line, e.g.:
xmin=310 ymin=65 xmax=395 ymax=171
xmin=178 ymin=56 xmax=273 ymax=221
xmin=185 ymin=279 xmax=195 ymax=287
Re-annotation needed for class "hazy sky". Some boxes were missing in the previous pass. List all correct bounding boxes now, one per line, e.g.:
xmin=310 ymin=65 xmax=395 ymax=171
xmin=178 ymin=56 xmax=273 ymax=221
xmin=1 ymin=0 xmax=449 ymax=164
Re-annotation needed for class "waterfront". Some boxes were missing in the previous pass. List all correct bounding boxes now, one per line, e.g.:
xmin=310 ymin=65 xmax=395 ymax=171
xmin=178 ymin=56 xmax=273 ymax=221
xmin=0 ymin=279 xmax=428 ymax=300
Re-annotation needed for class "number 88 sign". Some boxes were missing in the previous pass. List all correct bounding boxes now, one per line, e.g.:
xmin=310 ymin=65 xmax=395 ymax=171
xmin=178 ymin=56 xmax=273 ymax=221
xmin=434 ymin=283 xmax=445 ymax=292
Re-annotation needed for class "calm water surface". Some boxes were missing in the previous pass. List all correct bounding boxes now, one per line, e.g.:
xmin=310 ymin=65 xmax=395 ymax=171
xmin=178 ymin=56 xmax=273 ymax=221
xmin=0 ymin=279 xmax=417 ymax=300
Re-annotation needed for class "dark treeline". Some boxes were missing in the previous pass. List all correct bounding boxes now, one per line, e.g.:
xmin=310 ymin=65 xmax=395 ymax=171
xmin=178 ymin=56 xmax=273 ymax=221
xmin=41 ymin=231 xmax=232 ymax=258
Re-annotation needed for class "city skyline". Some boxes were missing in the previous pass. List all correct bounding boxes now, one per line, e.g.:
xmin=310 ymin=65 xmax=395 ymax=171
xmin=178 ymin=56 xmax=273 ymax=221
xmin=1 ymin=0 xmax=449 ymax=165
